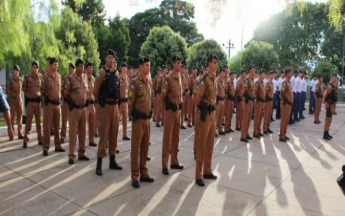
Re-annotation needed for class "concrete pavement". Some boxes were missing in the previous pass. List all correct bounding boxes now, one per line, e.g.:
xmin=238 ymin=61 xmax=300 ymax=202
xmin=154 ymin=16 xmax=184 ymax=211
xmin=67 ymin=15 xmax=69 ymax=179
xmin=0 ymin=108 xmax=344 ymax=216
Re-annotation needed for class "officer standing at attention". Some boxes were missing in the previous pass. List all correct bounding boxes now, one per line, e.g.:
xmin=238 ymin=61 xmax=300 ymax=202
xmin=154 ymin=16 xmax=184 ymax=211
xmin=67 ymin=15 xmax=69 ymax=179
xmin=224 ymin=71 xmax=236 ymax=133
xmin=127 ymin=66 xmax=134 ymax=121
xmin=42 ymin=57 xmax=65 ymax=156
xmin=235 ymin=70 xmax=247 ymax=131
xmin=195 ymin=54 xmax=218 ymax=187
xmin=187 ymin=66 xmax=198 ymax=127
xmin=23 ymin=61 xmax=43 ymax=147
xmin=215 ymin=69 xmax=226 ymax=136
xmin=323 ymin=74 xmax=337 ymax=140
xmin=85 ymin=62 xmax=97 ymax=147
xmin=64 ymin=59 xmax=90 ymax=164
xmin=161 ymin=55 xmax=184 ymax=175
xmin=61 ymin=63 xmax=75 ymax=143
xmin=279 ymin=69 xmax=293 ymax=142
xmin=314 ymin=75 xmax=324 ymax=124
xmin=180 ymin=65 xmax=188 ymax=129
xmin=94 ymin=49 xmax=123 ymax=176
xmin=153 ymin=67 xmax=163 ymax=127
xmin=263 ymin=71 xmax=274 ymax=135
xmin=253 ymin=70 xmax=266 ymax=138
xmin=240 ymin=65 xmax=256 ymax=143
xmin=129 ymin=56 xmax=154 ymax=188
xmin=7 ymin=65 xmax=24 ymax=139
xmin=119 ymin=63 xmax=131 ymax=141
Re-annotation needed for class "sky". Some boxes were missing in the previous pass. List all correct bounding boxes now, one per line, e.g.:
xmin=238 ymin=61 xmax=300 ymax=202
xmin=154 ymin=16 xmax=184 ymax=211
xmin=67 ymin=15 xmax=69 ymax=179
xmin=102 ymin=0 xmax=327 ymax=58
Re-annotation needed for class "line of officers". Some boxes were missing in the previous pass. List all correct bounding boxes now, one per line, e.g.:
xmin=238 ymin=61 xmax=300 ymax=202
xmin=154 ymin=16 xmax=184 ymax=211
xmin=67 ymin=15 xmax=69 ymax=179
xmin=3 ymin=49 xmax=338 ymax=188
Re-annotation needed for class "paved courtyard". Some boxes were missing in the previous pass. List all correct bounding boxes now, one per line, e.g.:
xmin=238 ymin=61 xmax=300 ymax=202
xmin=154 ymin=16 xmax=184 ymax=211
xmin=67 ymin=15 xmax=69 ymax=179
xmin=0 ymin=107 xmax=345 ymax=216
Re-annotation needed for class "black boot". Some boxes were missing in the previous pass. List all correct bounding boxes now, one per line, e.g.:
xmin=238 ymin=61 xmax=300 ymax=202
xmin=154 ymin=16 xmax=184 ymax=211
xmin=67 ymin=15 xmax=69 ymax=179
xmin=109 ymin=156 xmax=123 ymax=170
xmin=327 ymin=131 xmax=333 ymax=139
xmin=96 ymin=157 xmax=103 ymax=176
xmin=323 ymin=131 xmax=331 ymax=140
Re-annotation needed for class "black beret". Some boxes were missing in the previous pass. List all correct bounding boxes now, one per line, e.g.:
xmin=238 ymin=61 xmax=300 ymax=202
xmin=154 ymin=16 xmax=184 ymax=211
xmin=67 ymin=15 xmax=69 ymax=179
xmin=31 ymin=61 xmax=39 ymax=67
xmin=69 ymin=63 xmax=75 ymax=69
xmin=248 ymin=65 xmax=255 ymax=70
xmin=121 ymin=62 xmax=128 ymax=67
xmin=172 ymin=55 xmax=182 ymax=62
xmin=13 ymin=65 xmax=20 ymax=71
xmin=138 ymin=56 xmax=150 ymax=65
xmin=75 ymin=58 xmax=84 ymax=66
xmin=49 ymin=57 xmax=59 ymax=64
xmin=163 ymin=65 xmax=168 ymax=69
xmin=86 ymin=62 xmax=93 ymax=67
xmin=157 ymin=67 xmax=162 ymax=71
xmin=46 ymin=56 xmax=51 ymax=61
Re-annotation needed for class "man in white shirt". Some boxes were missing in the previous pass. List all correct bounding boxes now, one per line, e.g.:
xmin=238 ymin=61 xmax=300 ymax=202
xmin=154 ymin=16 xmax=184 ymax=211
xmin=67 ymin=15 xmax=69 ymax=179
xmin=294 ymin=71 xmax=303 ymax=121
xmin=289 ymin=70 xmax=298 ymax=124
xmin=299 ymin=72 xmax=308 ymax=119
xmin=276 ymin=71 xmax=285 ymax=119
xmin=271 ymin=71 xmax=277 ymax=121
xmin=309 ymin=75 xmax=317 ymax=114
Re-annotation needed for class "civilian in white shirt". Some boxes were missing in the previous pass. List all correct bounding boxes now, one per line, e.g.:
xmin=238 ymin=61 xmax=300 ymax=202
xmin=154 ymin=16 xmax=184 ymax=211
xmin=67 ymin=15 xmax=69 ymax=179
xmin=275 ymin=71 xmax=285 ymax=119
xmin=294 ymin=71 xmax=303 ymax=121
xmin=289 ymin=70 xmax=298 ymax=124
xmin=309 ymin=75 xmax=317 ymax=114
xmin=299 ymin=72 xmax=308 ymax=119
xmin=271 ymin=71 xmax=278 ymax=121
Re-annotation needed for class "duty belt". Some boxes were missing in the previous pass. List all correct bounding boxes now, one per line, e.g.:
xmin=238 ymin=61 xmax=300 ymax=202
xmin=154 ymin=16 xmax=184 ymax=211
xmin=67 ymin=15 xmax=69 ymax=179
xmin=132 ymin=108 xmax=152 ymax=121
xmin=27 ymin=96 xmax=41 ymax=103
xmin=120 ymin=98 xmax=128 ymax=102
xmin=216 ymin=96 xmax=225 ymax=101
xmin=256 ymin=97 xmax=266 ymax=102
xmin=227 ymin=94 xmax=235 ymax=100
xmin=166 ymin=102 xmax=183 ymax=111
xmin=45 ymin=97 xmax=60 ymax=105
xmin=105 ymin=99 xmax=119 ymax=105
xmin=266 ymin=97 xmax=273 ymax=102
xmin=86 ymin=99 xmax=96 ymax=106
xmin=237 ymin=95 xmax=243 ymax=101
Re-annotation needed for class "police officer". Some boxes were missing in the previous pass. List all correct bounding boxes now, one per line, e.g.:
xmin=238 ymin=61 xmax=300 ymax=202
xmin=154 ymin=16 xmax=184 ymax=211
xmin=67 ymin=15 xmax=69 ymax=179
xmin=235 ymin=70 xmax=247 ymax=131
xmin=279 ymin=69 xmax=293 ymax=142
xmin=240 ymin=66 xmax=256 ymax=142
xmin=195 ymin=54 xmax=218 ymax=187
xmin=153 ymin=67 xmax=163 ymax=127
xmin=7 ymin=65 xmax=23 ymax=139
xmin=128 ymin=66 xmax=134 ymax=121
xmin=180 ymin=65 xmax=189 ymax=129
xmin=64 ymin=59 xmax=90 ymax=164
xmin=225 ymin=71 xmax=236 ymax=133
xmin=23 ymin=61 xmax=43 ymax=148
xmin=215 ymin=68 xmax=226 ymax=136
xmin=85 ymin=62 xmax=97 ymax=146
xmin=314 ymin=75 xmax=324 ymax=124
xmin=263 ymin=71 xmax=274 ymax=135
xmin=161 ymin=65 xmax=169 ymax=126
xmin=1 ymin=83 xmax=14 ymax=140
xmin=188 ymin=67 xmax=198 ymax=127
xmin=323 ymin=74 xmax=337 ymax=140
xmin=42 ymin=57 xmax=65 ymax=156
xmin=94 ymin=49 xmax=122 ymax=176
xmin=161 ymin=55 xmax=184 ymax=175
xmin=253 ymin=70 xmax=266 ymax=138
xmin=129 ymin=56 xmax=154 ymax=188
xmin=119 ymin=63 xmax=130 ymax=140
xmin=61 ymin=63 xmax=75 ymax=143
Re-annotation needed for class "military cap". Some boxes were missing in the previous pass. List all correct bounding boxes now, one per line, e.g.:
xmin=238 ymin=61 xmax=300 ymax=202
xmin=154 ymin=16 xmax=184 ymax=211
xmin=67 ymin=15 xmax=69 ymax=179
xmin=13 ymin=65 xmax=20 ymax=71
xmin=49 ymin=57 xmax=59 ymax=64
xmin=157 ymin=67 xmax=162 ymax=71
xmin=121 ymin=62 xmax=128 ymax=68
xmin=248 ymin=65 xmax=255 ymax=70
xmin=163 ymin=65 xmax=168 ymax=69
xmin=86 ymin=62 xmax=93 ymax=67
xmin=138 ymin=56 xmax=150 ymax=65
xmin=207 ymin=54 xmax=218 ymax=63
xmin=172 ymin=55 xmax=182 ymax=62
xmin=31 ymin=61 xmax=39 ymax=67
xmin=75 ymin=58 xmax=84 ymax=66
xmin=69 ymin=63 xmax=75 ymax=69
xmin=241 ymin=70 xmax=247 ymax=74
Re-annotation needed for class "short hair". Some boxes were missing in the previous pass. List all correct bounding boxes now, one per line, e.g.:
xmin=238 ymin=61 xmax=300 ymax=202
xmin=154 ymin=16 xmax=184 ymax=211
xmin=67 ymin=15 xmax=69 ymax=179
xmin=207 ymin=54 xmax=218 ymax=63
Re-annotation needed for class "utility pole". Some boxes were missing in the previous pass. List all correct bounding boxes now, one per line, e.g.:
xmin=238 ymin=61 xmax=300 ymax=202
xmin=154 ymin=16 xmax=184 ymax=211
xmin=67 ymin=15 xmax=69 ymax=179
xmin=223 ymin=40 xmax=235 ymax=59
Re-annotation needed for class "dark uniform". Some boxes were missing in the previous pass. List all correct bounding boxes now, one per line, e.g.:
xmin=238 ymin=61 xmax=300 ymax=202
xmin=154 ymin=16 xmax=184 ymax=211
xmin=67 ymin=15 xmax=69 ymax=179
xmin=94 ymin=49 xmax=123 ymax=176
xmin=129 ymin=57 xmax=154 ymax=188
xmin=323 ymin=78 xmax=337 ymax=140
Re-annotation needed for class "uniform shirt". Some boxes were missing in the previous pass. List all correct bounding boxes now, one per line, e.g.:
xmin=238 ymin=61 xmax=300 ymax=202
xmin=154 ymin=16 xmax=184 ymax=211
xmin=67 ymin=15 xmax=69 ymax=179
xmin=301 ymin=78 xmax=307 ymax=92
xmin=255 ymin=79 xmax=265 ymax=100
xmin=314 ymin=81 xmax=324 ymax=98
xmin=291 ymin=76 xmax=297 ymax=93
xmin=23 ymin=72 xmax=42 ymax=98
xmin=296 ymin=77 xmax=302 ymax=93
xmin=272 ymin=79 xmax=277 ymax=94
xmin=197 ymin=72 xmax=217 ymax=106
xmin=310 ymin=79 xmax=316 ymax=92
xmin=244 ymin=75 xmax=256 ymax=99
xmin=281 ymin=79 xmax=294 ymax=104
xmin=182 ymin=73 xmax=189 ymax=91
xmin=154 ymin=74 xmax=163 ymax=92
xmin=227 ymin=78 xmax=235 ymax=98
xmin=42 ymin=71 xmax=62 ymax=102
xmin=236 ymin=78 xmax=244 ymax=97
xmin=161 ymin=70 xmax=183 ymax=105
xmin=7 ymin=76 xmax=23 ymax=98
xmin=189 ymin=74 xmax=197 ymax=92
xmin=87 ymin=75 xmax=95 ymax=100
xmin=277 ymin=77 xmax=283 ymax=91
xmin=120 ymin=74 xmax=129 ymax=99
xmin=128 ymin=71 xmax=152 ymax=114
xmin=64 ymin=73 xmax=89 ymax=107
xmin=265 ymin=79 xmax=274 ymax=99
xmin=216 ymin=77 xmax=226 ymax=98
xmin=62 ymin=73 xmax=74 ymax=99
xmin=263 ymin=78 xmax=268 ymax=87
xmin=93 ymin=68 xmax=119 ymax=100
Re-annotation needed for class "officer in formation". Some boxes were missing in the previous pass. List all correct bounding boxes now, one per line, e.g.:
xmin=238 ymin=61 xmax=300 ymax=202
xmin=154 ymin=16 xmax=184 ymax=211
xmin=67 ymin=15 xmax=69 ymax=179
xmin=119 ymin=62 xmax=131 ymax=141
xmin=314 ymin=75 xmax=324 ymax=124
xmin=235 ymin=70 xmax=247 ymax=131
xmin=215 ymin=68 xmax=226 ymax=136
xmin=153 ymin=67 xmax=163 ymax=127
xmin=253 ymin=70 xmax=266 ymax=138
xmin=279 ymin=69 xmax=293 ymax=142
xmin=85 ymin=62 xmax=97 ymax=147
xmin=323 ymin=74 xmax=338 ymax=140
xmin=224 ymin=71 xmax=236 ymax=133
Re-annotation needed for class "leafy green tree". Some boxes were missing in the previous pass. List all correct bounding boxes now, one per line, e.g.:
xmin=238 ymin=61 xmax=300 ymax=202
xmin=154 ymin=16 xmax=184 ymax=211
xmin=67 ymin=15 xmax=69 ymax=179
xmin=56 ymin=7 xmax=100 ymax=75
xmin=140 ymin=26 xmax=188 ymax=76
xmin=186 ymin=39 xmax=227 ymax=71
xmin=313 ymin=60 xmax=338 ymax=84
xmin=228 ymin=52 xmax=243 ymax=72
xmin=241 ymin=41 xmax=279 ymax=71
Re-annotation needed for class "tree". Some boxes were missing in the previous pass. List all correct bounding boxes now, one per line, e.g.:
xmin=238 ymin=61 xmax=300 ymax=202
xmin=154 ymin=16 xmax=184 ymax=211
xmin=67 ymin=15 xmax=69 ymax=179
xmin=186 ymin=39 xmax=227 ymax=71
xmin=62 ymin=0 xmax=105 ymax=27
xmin=228 ymin=52 xmax=243 ymax=72
xmin=313 ymin=60 xmax=338 ymax=84
xmin=140 ymin=26 xmax=188 ymax=76
xmin=56 ymin=7 xmax=100 ymax=75
xmin=241 ymin=41 xmax=279 ymax=71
